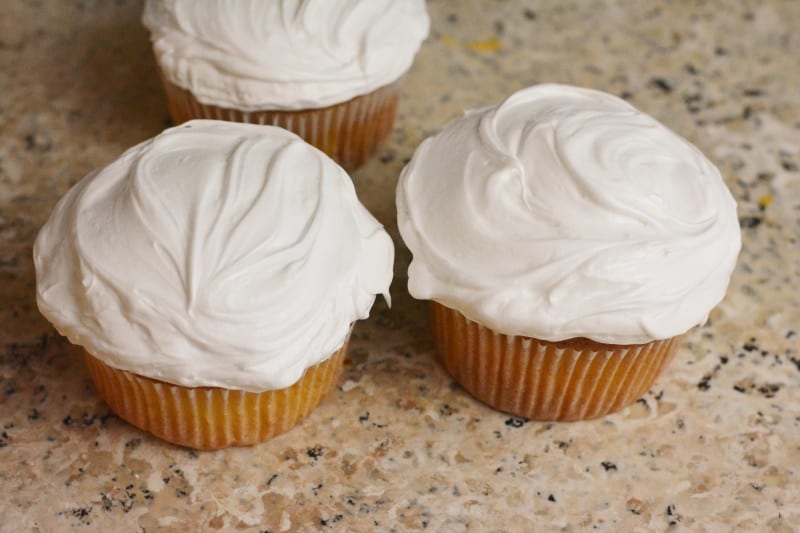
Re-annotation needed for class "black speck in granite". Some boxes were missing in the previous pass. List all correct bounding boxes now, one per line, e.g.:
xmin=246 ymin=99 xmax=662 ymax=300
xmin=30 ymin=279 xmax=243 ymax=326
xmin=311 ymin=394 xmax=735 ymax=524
xmin=319 ymin=514 xmax=344 ymax=527
xmin=757 ymin=384 xmax=781 ymax=398
xmin=743 ymin=88 xmax=763 ymax=97
xmin=683 ymin=92 xmax=702 ymax=110
xmin=601 ymin=461 xmax=617 ymax=472
xmin=72 ymin=506 xmax=91 ymax=520
xmin=27 ymin=408 xmax=41 ymax=421
xmin=494 ymin=20 xmax=505 ymax=35
xmin=358 ymin=411 xmax=370 ymax=423
xmin=740 ymin=216 xmax=763 ymax=229
xmin=548 ymin=494 xmax=556 ymax=503
xmin=649 ymin=77 xmax=674 ymax=93
xmin=715 ymin=46 xmax=728 ymax=56
xmin=684 ymin=63 xmax=699 ymax=75
xmin=697 ymin=375 xmax=712 ymax=391
xmin=378 ymin=152 xmax=394 ymax=164
xmin=101 ymin=493 xmax=113 ymax=512
xmin=504 ymin=417 xmax=526 ymax=428
xmin=24 ymin=134 xmax=35 ymax=150
xmin=523 ymin=8 xmax=536 ymax=20
xmin=307 ymin=445 xmax=324 ymax=460
xmin=446 ymin=13 xmax=457 ymax=24
xmin=756 ymin=171 xmax=773 ymax=182
xmin=666 ymin=504 xmax=681 ymax=527
xmin=786 ymin=330 xmax=796 ymax=339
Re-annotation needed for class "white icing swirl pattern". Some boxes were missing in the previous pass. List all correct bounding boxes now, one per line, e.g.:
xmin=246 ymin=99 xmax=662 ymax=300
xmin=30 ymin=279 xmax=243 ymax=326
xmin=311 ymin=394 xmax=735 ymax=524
xmin=142 ymin=0 xmax=430 ymax=111
xmin=35 ymin=120 xmax=393 ymax=391
xmin=397 ymin=84 xmax=741 ymax=344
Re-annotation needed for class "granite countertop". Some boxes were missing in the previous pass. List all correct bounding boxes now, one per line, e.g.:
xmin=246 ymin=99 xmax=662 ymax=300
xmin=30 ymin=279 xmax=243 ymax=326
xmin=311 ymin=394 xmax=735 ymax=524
xmin=1 ymin=1 xmax=799 ymax=530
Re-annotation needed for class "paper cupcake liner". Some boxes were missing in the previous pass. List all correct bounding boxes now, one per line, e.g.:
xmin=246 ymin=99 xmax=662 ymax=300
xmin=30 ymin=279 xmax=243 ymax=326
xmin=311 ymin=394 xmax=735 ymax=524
xmin=430 ymin=302 xmax=679 ymax=421
xmin=84 ymin=344 xmax=347 ymax=450
xmin=160 ymin=77 xmax=400 ymax=171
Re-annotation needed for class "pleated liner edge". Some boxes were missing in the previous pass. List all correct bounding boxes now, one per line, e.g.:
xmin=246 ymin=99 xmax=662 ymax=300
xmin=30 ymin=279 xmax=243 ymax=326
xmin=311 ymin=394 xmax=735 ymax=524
xmin=430 ymin=302 xmax=679 ymax=421
xmin=161 ymin=76 xmax=400 ymax=172
xmin=84 ymin=344 xmax=346 ymax=450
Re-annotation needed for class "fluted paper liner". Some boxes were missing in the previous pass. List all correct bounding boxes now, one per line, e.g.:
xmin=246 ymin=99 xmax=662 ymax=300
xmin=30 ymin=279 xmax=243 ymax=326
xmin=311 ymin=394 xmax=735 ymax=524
xmin=161 ymin=77 xmax=400 ymax=171
xmin=430 ymin=302 xmax=679 ymax=421
xmin=84 ymin=344 xmax=347 ymax=450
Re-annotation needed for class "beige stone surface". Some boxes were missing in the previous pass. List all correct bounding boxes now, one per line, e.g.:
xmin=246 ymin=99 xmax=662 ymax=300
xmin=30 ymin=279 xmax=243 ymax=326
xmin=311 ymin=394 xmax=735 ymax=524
xmin=1 ymin=0 xmax=799 ymax=530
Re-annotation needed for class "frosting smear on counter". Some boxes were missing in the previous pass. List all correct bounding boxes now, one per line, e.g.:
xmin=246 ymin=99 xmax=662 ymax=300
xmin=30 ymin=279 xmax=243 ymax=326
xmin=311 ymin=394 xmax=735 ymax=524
xmin=397 ymin=84 xmax=741 ymax=344
xmin=34 ymin=120 xmax=393 ymax=391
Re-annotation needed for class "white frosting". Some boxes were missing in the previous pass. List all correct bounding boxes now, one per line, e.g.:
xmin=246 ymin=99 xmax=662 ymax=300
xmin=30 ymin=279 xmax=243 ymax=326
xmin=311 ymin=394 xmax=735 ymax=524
xmin=34 ymin=120 xmax=393 ymax=391
xmin=397 ymin=84 xmax=741 ymax=344
xmin=142 ymin=0 xmax=430 ymax=111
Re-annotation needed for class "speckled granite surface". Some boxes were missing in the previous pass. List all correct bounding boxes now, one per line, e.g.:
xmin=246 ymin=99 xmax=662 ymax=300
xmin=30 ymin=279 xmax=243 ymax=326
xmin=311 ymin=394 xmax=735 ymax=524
xmin=1 ymin=0 xmax=799 ymax=531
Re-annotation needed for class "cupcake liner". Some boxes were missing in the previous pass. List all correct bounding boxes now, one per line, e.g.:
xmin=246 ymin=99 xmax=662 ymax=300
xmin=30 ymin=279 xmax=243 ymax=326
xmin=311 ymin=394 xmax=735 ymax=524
xmin=430 ymin=302 xmax=679 ymax=421
xmin=84 ymin=343 xmax=347 ymax=450
xmin=160 ymin=76 xmax=400 ymax=171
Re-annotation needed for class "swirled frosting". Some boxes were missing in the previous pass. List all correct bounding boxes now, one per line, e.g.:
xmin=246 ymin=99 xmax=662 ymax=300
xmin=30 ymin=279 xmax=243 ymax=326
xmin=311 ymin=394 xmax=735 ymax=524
xmin=142 ymin=0 xmax=430 ymax=111
xmin=397 ymin=84 xmax=741 ymax=344
xmin=34 ymin=120 xmax=393 ymax=391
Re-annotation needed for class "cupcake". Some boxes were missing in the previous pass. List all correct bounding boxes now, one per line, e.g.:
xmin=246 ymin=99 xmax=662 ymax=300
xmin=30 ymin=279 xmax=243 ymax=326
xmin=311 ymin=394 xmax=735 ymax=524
xmin=34 ymin=120 xmax=394 ymax=449
xmin=396 ymin=84 xmax=741 ymax=421
xmin=142 ymin=0 xmax=430 ymax=171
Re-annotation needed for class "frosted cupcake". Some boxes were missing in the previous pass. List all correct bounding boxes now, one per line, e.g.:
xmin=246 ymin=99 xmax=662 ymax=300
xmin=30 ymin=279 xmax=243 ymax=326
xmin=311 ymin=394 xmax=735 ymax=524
xmin=142 ymin=0 xmax=430 ymax=171
xmin=34 ymin=120 xmax=393 ymax=449
xmin=397 ymin=84 xmax=741 ymax=421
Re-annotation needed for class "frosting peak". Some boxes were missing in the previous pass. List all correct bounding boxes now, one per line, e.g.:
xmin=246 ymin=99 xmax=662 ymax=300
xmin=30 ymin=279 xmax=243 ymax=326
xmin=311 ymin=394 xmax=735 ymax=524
xmin=142 ymin=0 xmax=430 ymax=111
xmin=35 ymin=120 xmax=393 ymax=391
xmin=397 ymin=84 xmax=741 ymax=344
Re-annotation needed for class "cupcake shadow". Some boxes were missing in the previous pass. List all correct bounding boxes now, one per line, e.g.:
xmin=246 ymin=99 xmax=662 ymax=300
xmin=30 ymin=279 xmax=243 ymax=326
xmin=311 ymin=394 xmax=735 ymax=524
xmin=56 ymin=16 xmax=169 ymax=153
